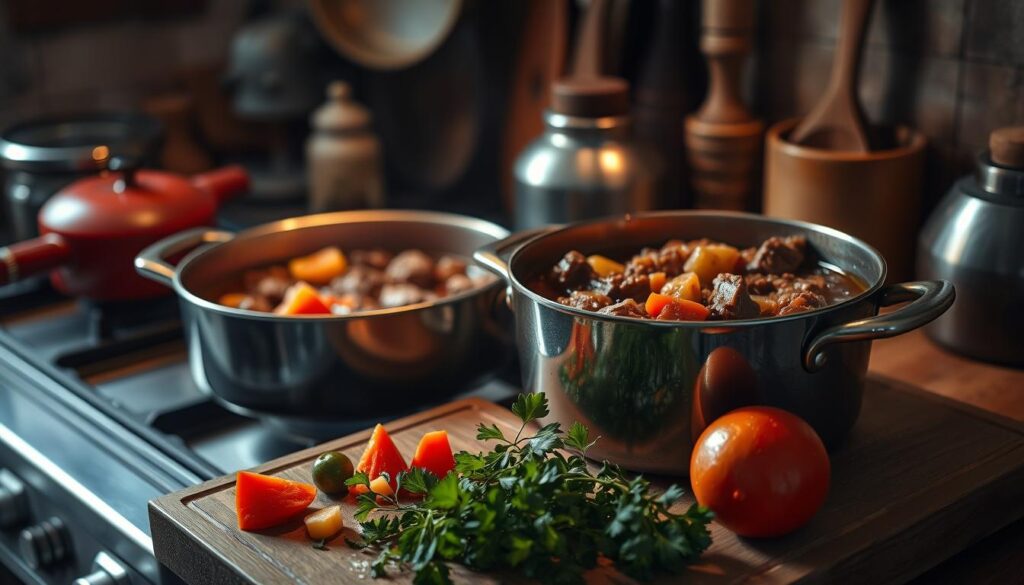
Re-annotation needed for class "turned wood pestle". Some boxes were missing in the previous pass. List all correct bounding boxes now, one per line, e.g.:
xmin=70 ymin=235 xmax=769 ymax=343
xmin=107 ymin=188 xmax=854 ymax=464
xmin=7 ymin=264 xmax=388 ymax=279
xmin=685 ymin=0 xmax=763 ymax=210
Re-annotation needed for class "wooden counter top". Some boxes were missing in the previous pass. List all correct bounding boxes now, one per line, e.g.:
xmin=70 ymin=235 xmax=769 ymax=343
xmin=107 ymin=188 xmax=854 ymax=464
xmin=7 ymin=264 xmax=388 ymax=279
xmin=869 ymin=330 xmax=1024 ymax=585
xmin=870 ymin=330 xmax=1024 ymax=422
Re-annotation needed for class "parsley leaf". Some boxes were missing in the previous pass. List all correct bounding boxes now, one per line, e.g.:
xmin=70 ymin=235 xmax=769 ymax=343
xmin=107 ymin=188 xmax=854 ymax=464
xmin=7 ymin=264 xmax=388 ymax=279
xmin=475 ymin=423 xmax=506 ymax=442
xmin=511 ymin=392 xmax=549 ymax=424
xmin=565 ymin=421 xmax=594 ymax=453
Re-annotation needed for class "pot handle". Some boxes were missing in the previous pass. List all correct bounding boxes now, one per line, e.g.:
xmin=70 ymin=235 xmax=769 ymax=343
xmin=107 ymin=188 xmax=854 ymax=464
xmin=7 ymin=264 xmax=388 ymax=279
xmin=803 ymin=280 xmax=955 ymax=372
xmin=473 ymin=226 xmax=561 ymax=280
xmin=191 ymin=165 xmax=250 ymax=204
xmin=0 ymin=234 xmax=71 ymax=285
xmin=135 ymin=227 xmax=235 ymax=287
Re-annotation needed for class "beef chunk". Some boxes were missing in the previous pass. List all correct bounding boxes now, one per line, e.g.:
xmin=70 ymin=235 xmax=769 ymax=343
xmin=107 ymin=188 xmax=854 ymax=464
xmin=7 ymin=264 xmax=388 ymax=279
xmin=331 ymin=265 xmax=385 ymax=297
xmin=745 ymin=273 xmax=775 ymax=295
xmin=550 ymin=251 xmax=596 ymax=290
xmin=746 ymin=236 xmax=807 ymax=274
xmin=435 ymin=255 xmax=468 ymax=281
xmin=593 ymin=273 xmax=651 ymax=302
xmin=379 ymin=283 xmax=433 ymax=308
xmin=708 ymin=274 xmax=760 ymax=320
xmin=444 ymin=273 xmax=475 ymax=295
xmin=597 ymin=298 xmax=647 ymax=318
xmin=777 ymin=290 xmax=827 ymax=315
xmin=624 ymin=251 xmax=658 ymax=276
xmin=244 ymin=266 xmax=293 ymax=304
xmin=349 ymin=249 xmax=393 ymax=270
xmin=558 ymin=290 xmax=614 ymax=312
xmin=386 ymin=250 xmax=436 ymax=288
xmin=656 ymin=245 xmax=690 ymax=276
xmin=745 ymin=272 xmax=825 ymax=296
xmin=238 ymin=295 xmax=272 ymax=312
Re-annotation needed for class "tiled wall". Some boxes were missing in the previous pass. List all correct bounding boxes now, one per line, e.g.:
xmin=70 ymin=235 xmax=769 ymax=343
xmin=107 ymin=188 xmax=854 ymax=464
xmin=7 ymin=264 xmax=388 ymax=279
xmin=753 ymin=0 xmax=1024 ymax=211
xmin=0 ymin=0 xmax=247 ymax=128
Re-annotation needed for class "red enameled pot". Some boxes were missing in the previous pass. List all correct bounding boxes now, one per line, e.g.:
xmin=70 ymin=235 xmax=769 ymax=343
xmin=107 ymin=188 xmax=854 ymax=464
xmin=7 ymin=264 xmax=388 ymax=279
xmin=0 ymin=157 xmax=248 ymax=300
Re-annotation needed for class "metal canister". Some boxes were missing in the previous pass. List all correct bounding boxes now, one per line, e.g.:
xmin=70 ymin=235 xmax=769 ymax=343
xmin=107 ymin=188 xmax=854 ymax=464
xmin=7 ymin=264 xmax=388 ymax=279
xmin=306 ymin=81 xmax=385 ymax=212
xmin=918 ymin=126 xmax=1024 ymax=366
xmin=513 ymin=77 xmax=655 ymax=229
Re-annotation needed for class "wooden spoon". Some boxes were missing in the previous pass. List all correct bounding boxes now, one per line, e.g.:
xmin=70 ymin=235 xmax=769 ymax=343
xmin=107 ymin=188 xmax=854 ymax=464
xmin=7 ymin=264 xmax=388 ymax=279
xmin=789 ymin=0 xmax=875 ymax=151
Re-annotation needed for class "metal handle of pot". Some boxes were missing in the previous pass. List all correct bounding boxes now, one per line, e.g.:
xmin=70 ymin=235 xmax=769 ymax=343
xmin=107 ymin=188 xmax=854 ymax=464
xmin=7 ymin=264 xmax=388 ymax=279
xmin=134 ymin=227 xmax=235 ymax=286
xmin=473 ymin=226 xmax=561 ymax=280
xmin=804 ymin=280 xmax=955 ymax=372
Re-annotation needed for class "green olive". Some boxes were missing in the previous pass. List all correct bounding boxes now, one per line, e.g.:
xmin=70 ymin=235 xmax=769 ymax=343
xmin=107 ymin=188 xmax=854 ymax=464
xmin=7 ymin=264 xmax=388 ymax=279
xmin=312 ymin=451 xmax=354 ymax=496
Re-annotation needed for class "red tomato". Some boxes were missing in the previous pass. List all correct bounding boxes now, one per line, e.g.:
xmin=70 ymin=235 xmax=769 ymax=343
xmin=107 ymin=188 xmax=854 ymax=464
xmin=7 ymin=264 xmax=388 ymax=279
xmin=690 ymin=407 xmax=829 ymax=538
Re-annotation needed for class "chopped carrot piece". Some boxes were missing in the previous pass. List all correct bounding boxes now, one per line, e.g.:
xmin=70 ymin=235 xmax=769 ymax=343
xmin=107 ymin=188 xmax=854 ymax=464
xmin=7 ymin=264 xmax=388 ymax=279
xmin=275 ymin=282 xmax=332 ymax=315
xmin=410 ymin=431 xmax=456 ymax=479
xmin=235 ymin=471 xmax=317 ymax=531
xmin=645 ymin=292 xmax=675 ymax=317
xmin=646 ymin=293 xmax=710 ymax=322
xmin=355 ymin=424 xmax=409 ymax=489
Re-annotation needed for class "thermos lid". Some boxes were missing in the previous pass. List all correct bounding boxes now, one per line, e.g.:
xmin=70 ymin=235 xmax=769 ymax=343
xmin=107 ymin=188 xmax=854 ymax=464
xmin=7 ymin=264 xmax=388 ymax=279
xmin=989 ymin=126 xmax=1024 ymax=169
xmin=311 ymin=81 xmax=372 ymax=132
xmin=551 ymin=77 xmax=630 ymax=118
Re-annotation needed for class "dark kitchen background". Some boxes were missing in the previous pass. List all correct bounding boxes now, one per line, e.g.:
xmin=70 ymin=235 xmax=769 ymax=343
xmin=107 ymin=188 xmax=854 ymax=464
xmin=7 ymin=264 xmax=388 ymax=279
xmin=2 ymin=0 xmax=1021 ymax=226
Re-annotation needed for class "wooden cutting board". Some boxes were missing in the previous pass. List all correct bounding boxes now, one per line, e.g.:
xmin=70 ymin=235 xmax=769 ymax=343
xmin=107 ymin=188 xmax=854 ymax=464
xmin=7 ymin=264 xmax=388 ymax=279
xmin=149 ymin=376 xmax=1024 ymax=585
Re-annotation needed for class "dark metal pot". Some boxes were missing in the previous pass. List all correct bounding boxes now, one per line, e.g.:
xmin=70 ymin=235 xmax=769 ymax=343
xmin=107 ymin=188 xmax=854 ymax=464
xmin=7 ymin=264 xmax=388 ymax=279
xmin=475 ymin=212 xmax=954 ymax=475
xmin=135 ymin=210 xmax=510 ymax=433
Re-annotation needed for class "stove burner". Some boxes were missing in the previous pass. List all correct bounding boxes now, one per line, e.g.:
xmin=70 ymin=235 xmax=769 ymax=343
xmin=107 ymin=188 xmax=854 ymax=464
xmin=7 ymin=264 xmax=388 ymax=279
xmin=78 ymin=297 xmax=181 ymax=343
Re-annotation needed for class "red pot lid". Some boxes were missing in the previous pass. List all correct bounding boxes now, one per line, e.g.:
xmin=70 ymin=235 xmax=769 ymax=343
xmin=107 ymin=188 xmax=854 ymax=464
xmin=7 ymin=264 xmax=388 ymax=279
xmin=40 ymin=162 xmax=218 ymax=238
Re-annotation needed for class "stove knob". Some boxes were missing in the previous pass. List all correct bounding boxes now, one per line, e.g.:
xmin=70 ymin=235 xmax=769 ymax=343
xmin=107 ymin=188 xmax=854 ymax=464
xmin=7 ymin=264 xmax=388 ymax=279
xmin=0 ymin=469 xmax=29 ymax=528
xmin=73 ymin=552 xmax=129 ymax=585
xmin=18 ymin=516 xmax=70 ymax=569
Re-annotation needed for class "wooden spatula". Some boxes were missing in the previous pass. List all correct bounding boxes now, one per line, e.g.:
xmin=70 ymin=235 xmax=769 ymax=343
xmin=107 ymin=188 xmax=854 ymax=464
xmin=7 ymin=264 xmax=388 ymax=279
xmin=789 ymin=0 xmax=875 ymax=151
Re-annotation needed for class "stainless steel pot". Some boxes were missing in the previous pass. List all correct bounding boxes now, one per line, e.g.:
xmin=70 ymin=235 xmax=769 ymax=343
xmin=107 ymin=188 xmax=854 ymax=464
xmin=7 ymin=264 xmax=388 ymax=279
xmin=475 ymin=211 xmax=954 ymax=475
xmin=135 ymin=210 xmax=510 ymax=432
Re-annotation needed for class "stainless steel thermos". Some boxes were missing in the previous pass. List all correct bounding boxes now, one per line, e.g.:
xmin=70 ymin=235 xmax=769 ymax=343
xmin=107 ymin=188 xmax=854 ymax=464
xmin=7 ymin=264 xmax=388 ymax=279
xmin=918 ymin=126 xmax=1024 ymax=366
xmin=513 ymin=77 xmax=655 ymax=229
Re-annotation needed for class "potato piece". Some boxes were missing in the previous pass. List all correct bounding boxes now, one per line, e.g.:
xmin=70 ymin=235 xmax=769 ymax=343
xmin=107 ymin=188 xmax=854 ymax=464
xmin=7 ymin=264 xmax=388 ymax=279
xmin=289 ymin=247 xmax=348 ymax=285
xmin=660 ymin=272 xmax=702 ymax=303
xmin=304 ymin=505 xmax=343 ymax=540
xmin=649 ymin=272 xmax=667 ymax=294
xmin=683 ymin=245 xmax=740 ymax=285
xmin=369 ymin=476 xmax=394 ymax=497
xmin=586 ymin=255 xmax=625 ymax=278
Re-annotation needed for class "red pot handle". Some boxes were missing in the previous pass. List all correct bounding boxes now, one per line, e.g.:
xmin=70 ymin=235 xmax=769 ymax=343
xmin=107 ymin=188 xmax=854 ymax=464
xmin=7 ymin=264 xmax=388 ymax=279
xmin=0 ymin=233 xmax=71 ymax=285
xmin=191 ymin=165 xmax=250 ymax=204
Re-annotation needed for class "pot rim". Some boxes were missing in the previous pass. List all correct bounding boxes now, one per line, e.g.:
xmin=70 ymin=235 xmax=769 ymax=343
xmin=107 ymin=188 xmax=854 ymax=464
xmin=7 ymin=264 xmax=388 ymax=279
xmin=171 ymin=209 xmax=510 ymax=322
xmin=505 ymin=210 xmax=888 ymax=328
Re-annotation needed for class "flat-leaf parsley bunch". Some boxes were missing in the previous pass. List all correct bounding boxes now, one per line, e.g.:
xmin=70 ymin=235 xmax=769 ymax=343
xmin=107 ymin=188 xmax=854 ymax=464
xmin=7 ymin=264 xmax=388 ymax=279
xmin=345 ymin=393 xmax=713 ymax=585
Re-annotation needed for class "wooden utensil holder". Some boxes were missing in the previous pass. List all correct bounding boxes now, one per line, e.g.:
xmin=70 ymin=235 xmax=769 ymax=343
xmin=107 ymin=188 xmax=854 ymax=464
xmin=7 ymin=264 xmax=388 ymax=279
xmin=764 ymin=118 xmax=926 ymax=281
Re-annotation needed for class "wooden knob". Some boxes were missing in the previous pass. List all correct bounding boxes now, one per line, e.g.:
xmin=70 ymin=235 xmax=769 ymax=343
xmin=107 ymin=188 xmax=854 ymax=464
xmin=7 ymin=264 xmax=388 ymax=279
xmin=990 ymin=126 xmax=1024 ymax=168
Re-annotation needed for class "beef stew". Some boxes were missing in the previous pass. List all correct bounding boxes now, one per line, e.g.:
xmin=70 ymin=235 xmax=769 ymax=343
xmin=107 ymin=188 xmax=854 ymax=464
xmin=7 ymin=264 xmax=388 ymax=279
xmin=218 ymin=246 xmax=494 ymax=316
xmin=529 ymin=236 xmax=864 ymax=321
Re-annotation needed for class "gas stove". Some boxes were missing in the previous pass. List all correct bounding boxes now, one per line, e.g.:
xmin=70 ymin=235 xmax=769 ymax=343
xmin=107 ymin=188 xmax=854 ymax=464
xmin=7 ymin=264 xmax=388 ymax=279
xmin=0 ymin=279 xmax=517 ymax=585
